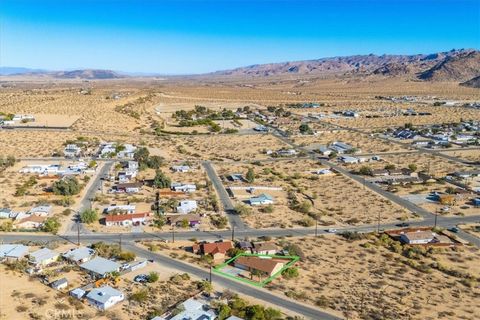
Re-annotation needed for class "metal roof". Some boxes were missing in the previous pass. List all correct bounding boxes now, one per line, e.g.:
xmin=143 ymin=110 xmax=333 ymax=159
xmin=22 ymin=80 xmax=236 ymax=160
xmin=80 ymin=256 xmax=121 ymax=276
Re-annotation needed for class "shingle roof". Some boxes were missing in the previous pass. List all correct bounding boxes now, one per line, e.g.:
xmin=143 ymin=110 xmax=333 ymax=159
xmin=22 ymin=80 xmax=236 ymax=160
xmin=201 ymin=241 xmax=232 ymax=255
xmin=235 ymin=256 xmax=284 ymax=274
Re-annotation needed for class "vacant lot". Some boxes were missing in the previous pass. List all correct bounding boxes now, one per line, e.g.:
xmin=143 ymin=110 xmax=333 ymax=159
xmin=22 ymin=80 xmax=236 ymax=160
xmin=267 ymin=235 xmax=480 ymax=320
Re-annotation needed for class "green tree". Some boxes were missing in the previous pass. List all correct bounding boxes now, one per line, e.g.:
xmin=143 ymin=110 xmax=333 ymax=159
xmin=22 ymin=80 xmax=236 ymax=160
xmin=118 ymin=251 xmax=136 ymax=262
xmin=234 ymin=204 xmax=252 ymax=216
xmin=299 ymin=123 xmax=311 ymax=134
xmin=217 ymin=303 xmax=232 ymax=320
xmin=0 ymin=220 xmax=13 ymax=232
xmin=246 ymin=168 xmax=255 ymax=183
xmin=384 ymin=164 xmax=396 ymax=170
xmin=153 ymin=214 xmax=166 ymax=229
xmin=153 ymin=170 xmax=171 ymax=188
xmin=197 ymin=280 xmax=213 ymax=293
xmin=282 ymin=267 xmax=299 ymax=279
xmin=358 ymin=165 xmax=373 ymax=176
xmin=408 ymin=163 xmax=418 ymax=172
xmin=42 ymin=217 xmax=61 ymax=234
xmin=180 ymin=218 xmax=189 ymax=229
xmin=148 ymin=272 xmax=159 ymax=283
xmin=80 ymin=209 xmax=98 ymax=224
xmin=52 ymin=177 xmax=81 ymax=196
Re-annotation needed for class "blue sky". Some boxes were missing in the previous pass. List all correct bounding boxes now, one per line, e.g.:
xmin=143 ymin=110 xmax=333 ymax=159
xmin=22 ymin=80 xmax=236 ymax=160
xmin=1 ymin=0 xmax=478 ymax=74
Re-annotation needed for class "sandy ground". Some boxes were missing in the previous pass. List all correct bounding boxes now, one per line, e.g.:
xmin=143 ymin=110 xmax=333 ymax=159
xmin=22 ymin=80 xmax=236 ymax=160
xmin=265 ymin=235 xmax=480 ymax=320
xmin=216 ymin=159 xmax=413 ymax=228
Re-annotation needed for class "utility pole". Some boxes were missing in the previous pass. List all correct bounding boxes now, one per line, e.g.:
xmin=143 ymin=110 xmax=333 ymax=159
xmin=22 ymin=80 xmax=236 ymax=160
xmin=377 ymin=211 xmax=381 ymax=233
xmin=119 ymin=234 xmax=122 ymax=251
xmin=434 ymin=213 xmax=438 ymax=229
xmin=315 ymin=218 xmax=318 ymax=237
xmin=209 ymin=265 xmax=212 ymax=283
xmin=231 ymin=225 xmax=235 ymax=241
xmin=172 ymin=224 xmax=175 ymax=243
xmin=77 ymin=221 xmax=80 ymax=246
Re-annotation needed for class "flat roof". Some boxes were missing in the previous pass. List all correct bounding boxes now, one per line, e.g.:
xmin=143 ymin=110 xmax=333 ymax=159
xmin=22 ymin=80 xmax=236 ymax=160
xmin=80 ymin=256 xmax=121 ymax=276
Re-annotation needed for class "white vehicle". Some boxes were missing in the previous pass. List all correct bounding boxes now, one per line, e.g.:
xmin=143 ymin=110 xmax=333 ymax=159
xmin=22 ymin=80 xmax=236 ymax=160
xmin=327 ymin=228 xmax=337 ymax=233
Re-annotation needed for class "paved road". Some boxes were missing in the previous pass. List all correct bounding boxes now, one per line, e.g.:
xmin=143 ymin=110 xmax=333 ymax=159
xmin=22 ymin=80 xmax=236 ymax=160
xmin=65 ymin=161 xmax=114 ymax=235
xmin=2 ymin=214 xmax=479 ymax=244
xmin=202 ymin=161 xmax=247 ymax=231
xmin=125 ymin=243 xmax=341 ymax=320
xmin=455 ymin=229 xmax=480 ymax=247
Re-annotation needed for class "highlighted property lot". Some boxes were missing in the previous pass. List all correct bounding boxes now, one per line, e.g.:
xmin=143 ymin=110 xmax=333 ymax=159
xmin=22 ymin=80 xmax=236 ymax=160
xmin=213 ymin=253 xmax=299 ymax=287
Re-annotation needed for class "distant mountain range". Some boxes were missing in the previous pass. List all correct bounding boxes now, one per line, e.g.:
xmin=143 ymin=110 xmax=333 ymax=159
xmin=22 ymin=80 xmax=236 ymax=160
xmin=212 ymin=49 xmax=480 ymax=85
xmin=2 ymin=49 xmax=479 ymax=85
xmin=0 ymin=68 xmax=125 ymax=79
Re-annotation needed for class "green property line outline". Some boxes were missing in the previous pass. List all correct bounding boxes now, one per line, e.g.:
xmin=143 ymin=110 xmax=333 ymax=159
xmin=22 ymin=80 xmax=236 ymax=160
xmin=213 ymin=253 xmax=300 ymax=287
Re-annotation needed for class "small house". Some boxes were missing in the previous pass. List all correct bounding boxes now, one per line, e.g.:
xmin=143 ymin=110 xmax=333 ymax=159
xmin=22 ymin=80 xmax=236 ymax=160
xmin=86 ymin=286 xmax=124 ymax=310
xmin=64 ymin=144 xmax=81 ymax=158
xmin=253 ymin=242 xmax=279 ymax=255
xmin=0 ymin=244 xmax=29 ymax=261
xmin=167 ymin=214 xmax=201 ymax=228
xmin=237 ymin=241 xmax=253 ymax=253
xmin=104 ymin=212 xmax=151 ymax=227
xmin=176 ymin=200 xmax=197 ymax=214
xmin=70 ymin=288 xmax=86 ymax=299
xmin=171 ymin=165 xmax=190 ymax=173
xmin=339 ymin=156 xmax=359 ymax=164
xmin=234 ymin=256 xmax=285 ymax=277
xmin=50 ymin=278 xmax=68 ymax=290
xmin=29 ymin=248 xmax=59 ymax=267
xmin=171 ymin=183 xmax=196 ymax=193
xmin=400 ymin=231 xmax=435 ymax=245
xmin=29 ymin=205 xmax=53 ymax=217
xmin=192 ymin=241 xmax=233 ymax=260
xmin=63 ymin=247 xmax=95 ymax=264
xmin=104 ymin=204 xmax=136 ymax=214
xmin=248 ymin=194 xmax=274 ymax=206
xmin=114 ymin=182 xmax=143 ymax=194
xmin=80 ymin=257 xmax=121 ymax=279
xmin=15 ymin=215 xmax=46 ymax=229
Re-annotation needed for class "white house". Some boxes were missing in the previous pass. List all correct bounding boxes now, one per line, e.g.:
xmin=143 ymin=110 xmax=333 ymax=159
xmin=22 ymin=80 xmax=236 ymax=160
xmin=64 ymin=144 xmax=81 ymax=158
xmin=318 ymin=146 xmax=332 ymax=156
xmin=177 ymin=200 xmax=198 ymax=214
xmin=100 ymin=143 xmax=136 ymax=159
xmin=339 ymin=156 xmax=359 ymax=164
xmin=171 ymin=183 xmax=196 ymax=193
xmin=104 ymin=205 xmax=136 ymax=214
xmin=248 ymin=194 xmax=274 ymax=206
xmin=171 ymin=165 xmax=191 ymax=173
xmin=0 ymin=244 xmax=29 ymax=261
xmin=277 ymin=149 xmax=297 ymax=157
xmin=29 ymin=205 xmax=53 ymax=217
xmin=29 ymin=248 xmax=59 ymax=267
xmin=86 ymin=286 xmax=124 ymax=310
xmin=330 ymin=141 xmax=357 ymax=154
xmin=400 ymin=231 xmax=435 ymax=245
xmin=0 ymin=208 xmax=12 ymax=219
xmin=50 ymin=278 xmax=68 ymax=290
xmin=80 ymin=257 xmax=121 ymax=278
xmin=313 ymin=168 xmax=333 ymax=175
xmin=167 ymin=298 xmax=216 ymax=320
xmin=104 ymin=212 xmax=150 ymax=227
xmin=63 ymin=247 xmax=95 ymax=264
xmin=15 ymin=215 xmax=46 ymax=229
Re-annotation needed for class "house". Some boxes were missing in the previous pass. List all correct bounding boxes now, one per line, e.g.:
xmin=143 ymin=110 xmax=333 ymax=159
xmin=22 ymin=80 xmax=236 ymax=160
xmin=113 ymin=182 xmax=143 ymax=194
xmin=234 ymin=256 xmax=285 ymax=277
xmin=63 ymin=247 xmax=95 ymax=264
xmin=16 ymin=215 xmax=46 ymax=229
xmin=192 ymin=241 xmax=233 ymax=260
xmin=248 ymin=194 xmax=274 ymax=206
xmin=277 ymin=149 xmax=297 ymax=157
xmin=171 ymin=165 xmax=190 ymax=173
xmin=80 ymin=257 xmax=121 ymax=278
xmin=400 ymin=231 xmax=435 ymax=244
xmin=167 ymin=214 xmax=201 ymax=228
xmin=453 ymin=170 xmax=480 ymax=179
xmin=171 ymin=183 xmax=196 ymax=193
xmin=388 ymin=169 xmax=404 ymax=176
xmin=339 ymin=156 xmax=359 ymax=164
xmin=64 ymin=144 xmax=81 ymax=158
xmin=473 ymin=198 xmax=480 ymax=207
xmin=330 ymin=141 xmax=357 ymax=154
xmin=70 ymin=288 xmax=86 ymax=300
xmin=29 ymin=205 xmax=53 ymax=217
xmin=318 ymin=146 xmax=332 ymax=156
xmin=237 ymin=241 xmax=253 ymax=253
xmin=86 ymin=286 xmax=124 ymax=310
xmin=29 ymin=248 xmax=59 ymax=267
xmin=50 ymin=278 xmax=68 ymax=290
xmin=313 ymin=168 xmax=333 ymax=175
xmin=253 ymin=242 xmax=279 ymax=255
xmin=228 ymin=173 xmax=245 ymax=182
xmin=176 ymin=200 xmax=198 ymax=214
xmin=104 ymin=212 xmax=151 ymax=227
xmin=157 ymin=298 xmax=216 ymax=320
xmin=100 ymin=143 xmax=136 ymax=159
xmin=104 ymin=205 xmax=136 ymax=214
xmin=0 ymin=244 xmax=29 ymax=261
xmin=371 ymin=169 xmax=389 ymax=176
xmin=0 ymin=208 xmax=13 ymax=219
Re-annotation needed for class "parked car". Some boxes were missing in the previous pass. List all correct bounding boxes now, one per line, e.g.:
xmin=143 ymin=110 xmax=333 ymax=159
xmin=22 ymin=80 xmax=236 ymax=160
xmin=448 ymin=227 xmax=459 ymax=233
xmin=396 ymin=223 xmax=409 ymax=227
xmin=134 ymin=274 xmax=149 ymax=283
xmin=326 ymin=228 xmax=337 ymax=233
